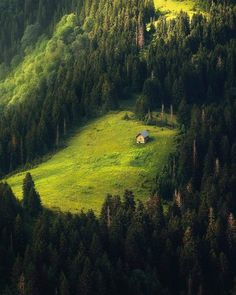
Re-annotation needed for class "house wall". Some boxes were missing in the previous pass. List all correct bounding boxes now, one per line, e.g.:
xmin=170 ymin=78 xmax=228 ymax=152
xmin=137 ymin=135 xmax=145 ymax=143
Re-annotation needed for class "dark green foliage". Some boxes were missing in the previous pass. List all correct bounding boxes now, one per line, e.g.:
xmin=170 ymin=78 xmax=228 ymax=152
xmin=22 ymin=173 xmax=42 ymax=216
xmin=0 ymin=1 xmax=236 ymax=176
xmin=0 ymin=0 xmax=235 ymax=294
xmin=0 ymin=183 xmax=20 ymax=229
xmin=0 ymin=173 xmax=235 ymax=294
xmin=0 ymin=0 xmax=154 ymax=175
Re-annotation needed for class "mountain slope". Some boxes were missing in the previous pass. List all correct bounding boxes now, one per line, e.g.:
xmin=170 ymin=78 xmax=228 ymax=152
xmin=0 ymin=14 xmax=76 ymax=106
xmin=6 ymin=110 xmax=177 ymax=213
xmin=154 ymin=0 xmax=201 ymax=19
xmin=0 ymin=0 xmax=156 ymax=174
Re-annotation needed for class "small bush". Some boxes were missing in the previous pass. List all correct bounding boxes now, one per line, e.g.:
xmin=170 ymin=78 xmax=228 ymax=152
xmin=122 ymin=113 xmax=130 ymax=120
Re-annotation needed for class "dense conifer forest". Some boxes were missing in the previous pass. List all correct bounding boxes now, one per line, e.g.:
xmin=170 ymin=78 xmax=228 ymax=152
xmin=0 ymin=0 xmax=236 ymax=294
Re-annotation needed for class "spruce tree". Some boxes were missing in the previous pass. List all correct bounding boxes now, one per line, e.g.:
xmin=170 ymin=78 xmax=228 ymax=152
xmin=22 ymin=173 xmax=42 ymax=216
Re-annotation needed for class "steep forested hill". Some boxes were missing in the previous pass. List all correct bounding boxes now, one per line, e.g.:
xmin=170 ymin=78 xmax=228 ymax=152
xmin=0 ymin=0 xmax=155 ymax=174
xmin=0 ymin=0 xmax=236 ymax=177
xmin=0 ymin=0 xmax=236 ymax=294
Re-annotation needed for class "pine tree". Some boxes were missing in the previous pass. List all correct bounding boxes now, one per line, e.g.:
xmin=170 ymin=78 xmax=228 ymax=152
xmin=78 ymin=258 xmax=92 ymax=295
xmin=22 ymin=173 xmax=42 ymax=216
xmin=59 ymin=272 xmax=70 ymax=295
xmin=0 ymin=182 xmax=20 ymax=227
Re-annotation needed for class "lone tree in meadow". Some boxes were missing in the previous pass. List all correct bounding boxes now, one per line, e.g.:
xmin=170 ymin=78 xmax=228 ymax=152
xmin=22 ymin=173 xmax=42 ymax=216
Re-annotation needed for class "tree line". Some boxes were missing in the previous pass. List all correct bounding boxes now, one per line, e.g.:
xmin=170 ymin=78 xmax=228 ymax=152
xmin=0 ymin=0 xmax=155 ymax=175
xmin=0 ymin=172 xmax=235 ymax=294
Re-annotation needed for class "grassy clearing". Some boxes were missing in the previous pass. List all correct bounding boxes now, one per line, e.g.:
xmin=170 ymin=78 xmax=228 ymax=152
xmin=154 ymin=0 xmax=202 ymax=19
xmin=5 ymin=110 xmax=177 ymax=214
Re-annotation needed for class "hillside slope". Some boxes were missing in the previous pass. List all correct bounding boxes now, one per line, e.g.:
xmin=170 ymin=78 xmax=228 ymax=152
xmin=6 ymin=110 xmax=177 ymax=213
xmin=154 ymin=0 xmax=199 ymax=18
xmin=0 ymin=0 xmax=157 ymax=175
xmin=0 ymin=14 xmax=76 ymax=106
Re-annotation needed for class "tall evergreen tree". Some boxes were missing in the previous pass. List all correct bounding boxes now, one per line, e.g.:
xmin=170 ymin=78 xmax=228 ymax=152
xmin=22 ymin=173 xmax=42 ymax=216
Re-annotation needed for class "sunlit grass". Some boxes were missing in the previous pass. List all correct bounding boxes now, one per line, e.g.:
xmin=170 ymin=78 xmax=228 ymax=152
xmin=0 ymin=14 xmax=75 ymax=106
xmin=6 ymin=110 xmax=177 ymax=214
xmin=154 ymin=0 xmax=202 ymax=19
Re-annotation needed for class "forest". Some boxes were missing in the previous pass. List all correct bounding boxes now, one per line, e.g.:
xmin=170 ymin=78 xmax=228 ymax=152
xmin=0 ymin=0 xmax=236 ymax=294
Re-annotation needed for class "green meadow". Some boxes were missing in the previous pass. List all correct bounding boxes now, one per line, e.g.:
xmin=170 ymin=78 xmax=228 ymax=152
xmin=154 ymin=0 xmax=201 ymax=19
xmin=6 ymin=110 xmax=177 ymax=214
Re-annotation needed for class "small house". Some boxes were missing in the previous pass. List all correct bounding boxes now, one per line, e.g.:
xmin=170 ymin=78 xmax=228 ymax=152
xmin=136 ymin=130 xmax=149 ymax=144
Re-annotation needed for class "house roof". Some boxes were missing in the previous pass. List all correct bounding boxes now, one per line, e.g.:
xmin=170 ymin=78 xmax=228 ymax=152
xmin=136 ymin=130 xmax=149 ymax=138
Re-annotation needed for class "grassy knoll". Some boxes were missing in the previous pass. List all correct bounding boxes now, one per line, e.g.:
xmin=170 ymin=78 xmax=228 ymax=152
xmin=6 ymin=110 xmax=177 ymax=214
xmin=154 ymin=0 xmax=202 ymax=19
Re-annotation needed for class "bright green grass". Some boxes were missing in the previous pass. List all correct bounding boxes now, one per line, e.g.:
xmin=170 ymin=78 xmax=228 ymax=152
xmin=6 ymin=110 xmax=177 ymax=214
xmin=154 ymin=0 xmax=201 ymax=19
xmin=0 ymin=14 xmax=76 ymax=106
